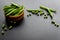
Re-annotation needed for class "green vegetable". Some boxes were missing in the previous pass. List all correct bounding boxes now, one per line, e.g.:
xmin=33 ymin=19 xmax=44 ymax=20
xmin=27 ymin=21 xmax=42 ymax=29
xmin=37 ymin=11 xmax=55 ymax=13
xmin=51 ymin=21 xmax=55 ymax=24
xmin=6 ymin=9 xmax=16 ymax=16
xmin=3 ymin=6 xmax=13 ymax=12
xmin=44 ymin=14 xmax=47 ymax=16
xmin=3 ymin=5 xmax=11 ymax=10
xmin=5 ymin=8 xmax=14 ymax=15
xmin=2 ymin=24 xmax=5 ymax=29
xmin=56 ymin=24 xmax=59 ymax=27
xmin=37 ymin=14 xmax=39 ymax=16
xmin=48 ymin=9 xmax=53 ymax=19
xmin=27 ymin=10 xmax=40 ymax=14
xmin=29 ymin=14 xmax=31 ymax=16
xmin=44 ymin=16 xmax=48 ymax=19
xmin=1 ymin=31 xmax=5 ymax=35
xmin=13 ymin=6 xmax=24 ymax=15
xmin=39 ymin=10 xmax=44 ymax=16
xmin=40 ymin=5 xmax=53 ymax=19
xmin=3 ymin=27 xmax=7 ymax=31
xmin=9 ymin=26 xmax=13 ymax=30
xmin=11 ymin=3 xmax=20 ymax=8
xmin=14 ymin=7 xmax=24 ymax=16
xmin=40 ymin=5 xmax=49 ymax=10
xmin=27 ymin=15 xmax=29 ymax=17
xmin=27 ymin=10 xmax=32 ymax=12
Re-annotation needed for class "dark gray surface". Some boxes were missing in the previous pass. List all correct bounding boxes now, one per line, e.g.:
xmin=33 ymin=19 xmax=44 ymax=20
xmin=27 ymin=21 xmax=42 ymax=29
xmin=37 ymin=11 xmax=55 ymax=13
xmin=0 ymin=0 xmax=60 ymax=40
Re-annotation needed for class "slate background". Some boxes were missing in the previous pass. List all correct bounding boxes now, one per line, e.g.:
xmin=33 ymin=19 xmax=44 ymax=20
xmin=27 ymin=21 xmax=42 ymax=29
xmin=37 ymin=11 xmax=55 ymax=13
xmin=0 ymin=0 xmax=60 ymax=40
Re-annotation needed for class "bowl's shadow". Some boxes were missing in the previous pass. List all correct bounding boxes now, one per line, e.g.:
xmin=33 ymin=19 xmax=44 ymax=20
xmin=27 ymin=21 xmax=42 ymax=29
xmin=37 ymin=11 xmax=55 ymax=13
xmin=5 ymin=17 xmax=24 ymax=28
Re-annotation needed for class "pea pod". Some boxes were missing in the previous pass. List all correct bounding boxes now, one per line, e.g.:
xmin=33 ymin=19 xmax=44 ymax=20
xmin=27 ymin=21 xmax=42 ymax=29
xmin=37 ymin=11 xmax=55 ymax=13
xmin=50 ymin=9 xmax=56 ymax=13
xmin=11 ymin=3 xmax=20 ymax=8
xmin=3 ymin=6 xmax=12 ymax=12
xmin=14 ymin=6 xmax=24 ymax=16
xmin=27 ymin=10 xmax=40 ymax=14
xmin=5 ymin=8 xmax=14 ymax=15
xmin=48 ymin=9 xmax=53 ymax=19
xmin=40 ymin=5 xmax=49 ymax=10
xmin=14 ymin=8 xmax=24 ymax=16
xmin=6 ymin=9 xmax=16 ymax=16
xmin=40 ymin=10 xmax=44 ymax=16
xmin=12 ymin=6 xmax=24 ymax=15
xmin=40 ymin=5 xmax=53 ymax=19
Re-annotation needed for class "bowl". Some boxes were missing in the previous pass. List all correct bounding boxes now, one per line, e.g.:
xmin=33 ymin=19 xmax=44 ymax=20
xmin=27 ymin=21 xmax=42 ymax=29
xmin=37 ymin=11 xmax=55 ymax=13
xmin=5 ymin=11 xmax=24 ymax=21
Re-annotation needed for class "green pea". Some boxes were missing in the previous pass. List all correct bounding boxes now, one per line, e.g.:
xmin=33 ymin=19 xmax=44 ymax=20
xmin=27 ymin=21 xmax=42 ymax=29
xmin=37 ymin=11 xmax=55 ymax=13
xmin=44 ymin=14 xmax=47 ymax=16
xmin=9 ymin=26 xmax=13 ymax=30
xmin=55 ymin=24 xmax=57 ymax=26
xmin=39 ymin=10 xmax=44 ymax=16
xmin=4 ymin=27 xmax=7 ymax=31
xmin=37 ymin=14 xmax=39 ymax=16
xmin=1 ymin=31 xmax=5 ymax=35
xmin=44 ymin=16 xmax=48 ymax=19
xmin=27 ymin=15 xmax=29 ymax=17
xmin=2 ymin=24 xmax=5 ymax=29
xmin=56 ymin=24 xmax=59 ymax=27
xmin=29 ymin=14 xmax=31 ymax=16
xmin=51 ymin=21 xmax=55 ymax=24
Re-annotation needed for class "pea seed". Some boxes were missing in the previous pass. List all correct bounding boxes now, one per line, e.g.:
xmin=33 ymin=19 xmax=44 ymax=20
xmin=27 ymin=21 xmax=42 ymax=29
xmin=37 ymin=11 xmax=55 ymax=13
xmin=9 ymin=26 xmax=13 ymax=30
xmin=56 ymin=24 xmax=59 ymax=27
xmin=44 ymin=16 xmax=48 ymax=19
xmin=40 ymin=12 xmax=44 ymax=16
xmin=45 ymin=16 xmax=48 ymax=19
xmin=32 ymin=11 xmax=35 ymax=14
xmin=27 ymin=15 xmax=29 ymax=17
xmin=55 ymin=24 xmax=57 ymax=26
xmin=1 ymin=31 xmax=5 ymax=35
xmin=44 ymin=14 xmax=47 ymax=16
xmin=4 ymin=27 xmax=7 ymax=31
xmin=51 ymin=21 xmax=55 ymax=24
xmin=29 ymin=14 xmax=31 ymax=16
xmin=37 ymin=14 xmax=39 ymax=16
xmin=2 ymin=24 xmax=5 ymax=29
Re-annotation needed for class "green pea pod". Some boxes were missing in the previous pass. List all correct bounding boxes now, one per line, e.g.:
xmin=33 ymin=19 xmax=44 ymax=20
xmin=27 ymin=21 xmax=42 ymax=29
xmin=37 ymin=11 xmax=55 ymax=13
xmin=13 ymin=6 xmax=24 ymax=15
xmin=48 ymin=9 xmax=53 ymax=19
xmin=14 ymin=8 xmax=24 ymax=16
xmin=27 ymin=10 xmax=32 ymax=12
xmin=5 ymin=8 xmax=14 ymax=15
xmin=3 ymin=5 xmax=12 ymax=12
xmin=40 ymin=5 xmax=49 ymax=10
xmin=6 ymin=9 xmax=16 ymax=16
xmin=11 ymin=3 xmax=20 ymax=8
